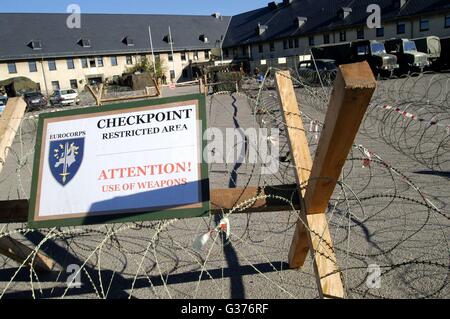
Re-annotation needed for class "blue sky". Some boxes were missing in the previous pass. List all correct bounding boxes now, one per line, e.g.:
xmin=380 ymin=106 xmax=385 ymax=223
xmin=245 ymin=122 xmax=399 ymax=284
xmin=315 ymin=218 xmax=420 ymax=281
xmin=0 ymin=0 xmax=267 ymax=16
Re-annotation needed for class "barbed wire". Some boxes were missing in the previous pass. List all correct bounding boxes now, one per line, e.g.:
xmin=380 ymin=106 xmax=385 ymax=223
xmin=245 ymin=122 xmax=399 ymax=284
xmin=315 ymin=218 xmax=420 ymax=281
xmin=0 ymin=67 xmax=448 ymax=299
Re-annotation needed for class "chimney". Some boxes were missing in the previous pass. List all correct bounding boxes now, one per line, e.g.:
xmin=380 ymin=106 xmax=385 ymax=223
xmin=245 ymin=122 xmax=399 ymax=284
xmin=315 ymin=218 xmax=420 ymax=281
xmin=211 ymin=12 xmax=222 ymax=19
xmin=296 ymin=16 xmax=307 ymax=28
xmin=268 ymin=2 xmax=278 ymax=10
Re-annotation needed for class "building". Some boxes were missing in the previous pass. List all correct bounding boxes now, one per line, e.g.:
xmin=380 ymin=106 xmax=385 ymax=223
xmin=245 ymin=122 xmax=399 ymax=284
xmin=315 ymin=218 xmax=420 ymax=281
xmin=0 ymin=13 xmax=230 ymax=94
xmin=222 ymin=0 xmax=450 ymax=69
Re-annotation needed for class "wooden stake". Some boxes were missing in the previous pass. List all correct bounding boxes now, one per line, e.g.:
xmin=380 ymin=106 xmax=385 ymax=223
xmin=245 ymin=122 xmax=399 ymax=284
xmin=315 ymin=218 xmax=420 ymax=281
xmin=0 ymin=98 xmax=27 ymax=170
xmin=0 ymin=97 xmax=58 ymax=272
xmin=275 ymin=69 xmax=345 ymax=299
xmin=0 ymin=237 xmax=56 ymax=272
xmin=284 ymin=62 xmax=376 ymax=298
xmin=0 ymin=185 xmax=301 ymax=224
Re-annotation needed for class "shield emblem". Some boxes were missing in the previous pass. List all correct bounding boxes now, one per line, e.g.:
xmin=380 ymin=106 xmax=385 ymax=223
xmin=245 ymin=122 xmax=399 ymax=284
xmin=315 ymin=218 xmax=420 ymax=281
xmin=49 ymin=137 xmax=84 ymax=186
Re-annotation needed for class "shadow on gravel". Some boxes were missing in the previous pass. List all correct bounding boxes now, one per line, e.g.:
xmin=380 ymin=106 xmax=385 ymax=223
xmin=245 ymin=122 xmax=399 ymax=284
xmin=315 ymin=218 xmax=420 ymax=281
xmin=414 ymin=170 xmax=450 ymax=179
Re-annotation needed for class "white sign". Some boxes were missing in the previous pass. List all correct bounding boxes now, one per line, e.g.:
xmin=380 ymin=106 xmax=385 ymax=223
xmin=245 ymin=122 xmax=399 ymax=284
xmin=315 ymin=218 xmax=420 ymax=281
xmin=29 ymin=97 xmax=208 ymax=227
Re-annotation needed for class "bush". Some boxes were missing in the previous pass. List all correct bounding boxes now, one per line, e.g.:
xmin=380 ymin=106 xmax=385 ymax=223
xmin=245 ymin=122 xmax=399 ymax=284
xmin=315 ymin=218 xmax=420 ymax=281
xmin=213 ymin=71 xmax=242 ymax=93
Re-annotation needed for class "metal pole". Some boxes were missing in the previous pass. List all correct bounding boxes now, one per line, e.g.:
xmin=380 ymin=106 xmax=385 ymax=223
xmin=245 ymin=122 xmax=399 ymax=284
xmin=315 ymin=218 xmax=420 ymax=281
xmin=148 ymin=26 xmax=157 ymax=75
xmin=169 ymin=26 xmax=175 ymax=82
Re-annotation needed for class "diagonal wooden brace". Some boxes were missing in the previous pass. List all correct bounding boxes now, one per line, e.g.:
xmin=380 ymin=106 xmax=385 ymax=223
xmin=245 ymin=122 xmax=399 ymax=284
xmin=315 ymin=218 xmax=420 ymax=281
xmin=0 ymin=97 xmax=58 ymax=272
xmin=275 ymin=62 xmax=376 ymax=299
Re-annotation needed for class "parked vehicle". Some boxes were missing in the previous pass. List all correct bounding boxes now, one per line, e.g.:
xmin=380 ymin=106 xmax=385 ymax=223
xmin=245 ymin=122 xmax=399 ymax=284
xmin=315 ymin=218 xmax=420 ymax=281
xmin=0 ymin=96 xmax=6 ymax=113
xmin=0 ymin=95 xmax=8 ymax=106
xmin=23 ymin=91 xmax=47 ymax=111
xmin=297 ymin=59 xmax=337 ymax=85
xmin=350 ymin=40 xmax=399 ymax=76
xmin=311 ymin=40 xmax=399 ymax=76
xmin=311 ymin=43 xmax=352 ymax=65
xmin=434 ymin=36 xmax=450 ymax=71
xmin=384 ymin=38 xmax=430 ymax=73
xmin=49 ymin=89 xmax=80 ymax=106
xmin=412 ymin=36 xmax=441 ymax=66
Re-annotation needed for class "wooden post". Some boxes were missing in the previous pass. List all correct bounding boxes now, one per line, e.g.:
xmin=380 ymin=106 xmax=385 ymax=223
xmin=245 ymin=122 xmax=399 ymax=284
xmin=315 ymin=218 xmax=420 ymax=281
xmin=0 ymin=97 xmax=58 ymax=272
xmin=153 ymin=78 xmax=161 ymax=97
xmin=0 ymin=237 xmax=57 ymax=272
xmin=0 ymin=185 xmax=301 ymax=224
xmin=199 ymin=78 xmax=203 ymax=94
xmin=275 ymin=70 xmax=344 ymax=299
xmin=203 ymin=74 xmax=208 ymax=98
xmin=283 ymin=62 xmax=376 ymax=298
xmin=0 ymin=98 xmax=27 ymax=170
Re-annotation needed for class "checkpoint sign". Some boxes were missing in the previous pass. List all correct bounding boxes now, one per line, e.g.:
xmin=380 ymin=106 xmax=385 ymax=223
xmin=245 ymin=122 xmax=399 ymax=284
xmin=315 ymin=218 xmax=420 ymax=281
xmin=28 ymin=94 xmax=209 ymax=228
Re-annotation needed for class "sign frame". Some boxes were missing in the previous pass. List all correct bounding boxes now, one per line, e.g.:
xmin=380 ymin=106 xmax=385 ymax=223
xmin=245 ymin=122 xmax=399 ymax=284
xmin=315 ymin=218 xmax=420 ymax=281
xmin=28 ymin=94 xmax=209 ymax=229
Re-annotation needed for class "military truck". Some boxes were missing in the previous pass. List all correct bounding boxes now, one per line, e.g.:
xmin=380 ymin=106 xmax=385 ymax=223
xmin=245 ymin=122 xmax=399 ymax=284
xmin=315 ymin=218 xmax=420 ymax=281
xmin=312 ymin=40 xmax=398 ymax=76
xmin=412 ymin=36 xmax=441 ymax=66
xmin=385 ymin=38 xmax=430 ymax=73
xmin=350 ymin=40 xmax=399 ymax=76
xmin=310 ymin=42 xmax=352 ymax=65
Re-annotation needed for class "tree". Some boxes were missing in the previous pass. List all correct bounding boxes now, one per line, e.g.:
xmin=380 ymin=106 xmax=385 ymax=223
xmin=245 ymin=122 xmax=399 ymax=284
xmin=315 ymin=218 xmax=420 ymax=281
xmin=126 ymin=57 xmax=167 ymax=80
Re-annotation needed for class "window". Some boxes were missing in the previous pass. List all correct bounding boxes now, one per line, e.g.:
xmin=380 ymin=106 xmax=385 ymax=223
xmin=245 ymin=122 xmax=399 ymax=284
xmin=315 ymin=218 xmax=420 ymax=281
xmin=8 ymin=62 xmax=17 ymax=74
xmin=376 ymin=27 xmax=384 ymax=37
xmin=224 ymin=48 xmax=229 ymax=58
xmin=170 ymin=70 xmax=175 ymax=80
xmin=397 ymin=23 xmax=406 ymax=34
xmin=241 ymin=46 xmax=246 ymax=56
xmin=81 ymin=58 xmax=88 ymax=68
xmin=420 ymin=19 xmax=429 ymax=32
xmin=67 ymin=58 xmax=75 ymax=69
xmin=289 ymin=39 xmax=294 ymax=49
xmin=446 ymin=15 xmax=450 ymax=28
xmin=339 ymin=31 xmax=346 ymax=42
xmin=270 ymin=41 xmax=275 ymax=52
xmin=168 ymin=53 xmax=173 ymax=62
xmin=308 ymin=36 xmax=315 ymax=46
xmin=111 ymin=56 xmax=118 ymax=66
xmin=182 ymin=69 xmax=188 ymax=78
xmin=28 ymin=61 xmax=37 ymax=73
xmin=126 ymin=55 xmax=133 ymax=65
xmin=283 ymin=40 xmax=288 ymax=50
xmin=97 ymin=57 xmax=104 ymax=67
xmin=70 ymin=79 xmax=78 ymax=89
xmin=323 ymin=34 xmax=330 ymax=44
xmin=194 ymin=51 xmax=199 ymax=60
xmin=357 ymin=28 xmax=364 ymax=40
xmin=51 ymin=81 xmax=60 ymax=91
xmin=294 ymin=39 xmax=299 ymax=48
xmin=258 ymin=44 xmax=264 ymax=53
xmin=204 ymin=50 xmax=210 ymax=59
xmin=48 ymin=59 xmax=57 ymax=71
xmin=356 ymin=45 xmax=370 ymax=56
xmin=89 ymin=57 xmax=96 ymax=68
xmin=181 ymin=52 xmax=186 ymax=61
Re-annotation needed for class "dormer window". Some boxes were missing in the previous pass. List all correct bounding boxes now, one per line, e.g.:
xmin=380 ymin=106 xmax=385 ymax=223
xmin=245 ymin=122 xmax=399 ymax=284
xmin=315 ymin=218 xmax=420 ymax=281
xmin=338 ymin=7 xmax=352 ymax=20
xmin=296 ymin=17 xmax=308 ymax=28
xmin=78 ymin=38 xmax=91 ymax=48
xmin=199 ymin=34 xmax=209 ymax=43
xmin=28 ymin=40 xmax=42 ymax=50
xmin=123 ymin=36 xmax=135 ymax=46
xmin=257 ymin=23 xmax=268 ymax=36
xmin=163 ymin=35 xmax=174 ymax=44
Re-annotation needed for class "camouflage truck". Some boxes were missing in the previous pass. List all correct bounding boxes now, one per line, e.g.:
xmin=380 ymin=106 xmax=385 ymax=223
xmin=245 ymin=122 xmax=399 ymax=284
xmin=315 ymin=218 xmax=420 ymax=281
xmin=312 ymin=40 xmax=399 ymax=76
xmin=385 ymin=38 xmax=430 ymax=73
